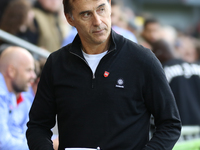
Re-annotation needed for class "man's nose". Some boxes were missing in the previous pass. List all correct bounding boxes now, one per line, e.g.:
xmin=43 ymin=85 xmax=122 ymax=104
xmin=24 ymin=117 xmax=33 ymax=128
xmin=92 ymin=12 xmax=102 ymax=26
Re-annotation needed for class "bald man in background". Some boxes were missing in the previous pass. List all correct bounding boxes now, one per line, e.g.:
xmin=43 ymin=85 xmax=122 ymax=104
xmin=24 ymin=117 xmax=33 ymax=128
xmin=0 ymin=46 xmax=36 ymax=150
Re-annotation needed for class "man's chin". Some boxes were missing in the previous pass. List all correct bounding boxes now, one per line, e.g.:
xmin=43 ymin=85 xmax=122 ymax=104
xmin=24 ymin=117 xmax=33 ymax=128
xmin=93 ymin=35 xmax=109 ymax=44
xmin=24 ymin=84 xmax=31 ymax=91
xmin=93 ymin=39 xmax=107 ymax=45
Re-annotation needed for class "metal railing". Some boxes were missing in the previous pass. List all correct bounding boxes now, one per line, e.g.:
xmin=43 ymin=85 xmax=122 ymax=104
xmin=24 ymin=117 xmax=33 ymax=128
xmin=0 ymin=29 xmax=50 ymax=58
xmin=179 ymin=126 xmax=200 ymax=141
xmin=173 ymin=126 xmax=200 ymax=150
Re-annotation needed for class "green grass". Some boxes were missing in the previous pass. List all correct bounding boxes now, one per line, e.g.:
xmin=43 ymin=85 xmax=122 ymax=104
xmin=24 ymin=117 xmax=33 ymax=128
xmin=173 ymin=139 xmax=200 ymax=150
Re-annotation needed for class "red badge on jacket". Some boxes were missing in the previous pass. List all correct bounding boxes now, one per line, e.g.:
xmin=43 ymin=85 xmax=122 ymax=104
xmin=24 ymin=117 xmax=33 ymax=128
xmin=104 ymin=71 xmax=109 ymax=77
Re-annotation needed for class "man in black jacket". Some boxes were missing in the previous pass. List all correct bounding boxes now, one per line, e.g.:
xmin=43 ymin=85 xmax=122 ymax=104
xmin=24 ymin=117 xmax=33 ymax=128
xmin=152 ymin=40 xmax=200 ymax=125
xmin=26 ymin=0 xmax=181 ymax=149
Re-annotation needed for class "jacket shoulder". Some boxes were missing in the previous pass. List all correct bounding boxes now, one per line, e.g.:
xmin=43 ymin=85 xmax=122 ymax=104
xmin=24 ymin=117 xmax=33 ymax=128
xmin=50 ymin=44 xmax=72 ymax=59
xmin=121 ymin=37 xmax=156 ymax=62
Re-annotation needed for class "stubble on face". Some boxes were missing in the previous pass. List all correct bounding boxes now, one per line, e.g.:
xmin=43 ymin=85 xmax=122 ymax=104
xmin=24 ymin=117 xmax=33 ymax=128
xmin=11 ymin=67 xmax=33 ymax=93
xmin=12 ymin=57 xmax=35 ymax=93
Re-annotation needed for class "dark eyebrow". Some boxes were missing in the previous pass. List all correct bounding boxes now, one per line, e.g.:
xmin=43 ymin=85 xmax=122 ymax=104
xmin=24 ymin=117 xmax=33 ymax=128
xmin=97 ymin=3 xmax=105 ymax=8
xmin=79 ymin=3 xmax=106 ymax=15
xmin=79 ymin=10 xmax=90 ymax=16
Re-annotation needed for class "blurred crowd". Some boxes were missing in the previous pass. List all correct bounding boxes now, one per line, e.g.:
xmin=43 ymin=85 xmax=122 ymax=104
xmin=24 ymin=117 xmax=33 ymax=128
xmin=0 ymin=0 xmax=200 ymax=149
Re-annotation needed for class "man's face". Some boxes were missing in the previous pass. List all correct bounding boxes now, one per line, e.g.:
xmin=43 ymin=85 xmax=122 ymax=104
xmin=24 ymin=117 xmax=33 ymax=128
xmin=12 ymin=58 xmax=36 ymax=93
xmin=66 ymin=0 xmax=112 ymax=46
xmin=143 ymin=23 xmax=161 ymax=44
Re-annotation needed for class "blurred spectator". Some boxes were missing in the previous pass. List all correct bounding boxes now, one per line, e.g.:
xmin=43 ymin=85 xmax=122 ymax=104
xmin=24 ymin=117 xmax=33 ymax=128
xmin=31 ymin=58 xmax=46 ymax=95
xmin=22 ymin=58 xmax=46 ymax=103
xmin=160 ymin=25 xmax=178 ymax=47
xmin=0 ymin=0 xmax=37 ymax=45
xmin=0 ymin=44 xmax=11 ymax=55
xmin=111 ymin=0 xmax=137 ymax=43
xmin=137 ymin=35 xmax=152 ymax=50
xmin=62 ymin=27 xmax=77 ymax=47
xmin=196 ymin=40 xmax=200 ymax=62
xmin=175 ymin=35 xmax=200 ymax=63
xmin=0 ymin=46 xmax=36 ymax=150
xmin=111 ymin=0 xmax=129 ymax=29
xmin=152 ymin=40 xmax=200 ymax=125
xmin=0 ymin=0 xmax=12 ymax=22
xmin=32 ymin=0 xmax=68 ymax=52
xmin=141 ymin=18 xmax=162 ymax=45
xmin=127 ymin=19 xmax=139 ymax=38
xmin=123 ymin=7 xmax=137 ymax=31
xmin=191 ymin=21 xmax=200 ymax=39
xmin=152 ymin=40 xmax=177 ymax=64
xmin=112 ymin=26 xmax=137 ymax=43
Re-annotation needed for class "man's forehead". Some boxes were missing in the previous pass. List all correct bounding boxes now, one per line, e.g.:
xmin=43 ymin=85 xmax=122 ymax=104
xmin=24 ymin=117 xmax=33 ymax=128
xmin=71 ymin=0 xmax=106 ymax=9
xmin=72 ymin=0 xmax=100 ymax=2
xmin=71 ymin=0 xmax=101 ymax=4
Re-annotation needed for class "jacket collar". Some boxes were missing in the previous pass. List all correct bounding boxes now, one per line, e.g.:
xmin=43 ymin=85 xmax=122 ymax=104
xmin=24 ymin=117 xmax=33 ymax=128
xmin=69 ymin=29 xmax=119 ymax=57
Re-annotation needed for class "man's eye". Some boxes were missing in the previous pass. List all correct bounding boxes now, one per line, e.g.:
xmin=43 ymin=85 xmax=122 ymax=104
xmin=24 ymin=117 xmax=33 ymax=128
xmin=82 ymin=12 xmax=91 ymax=18
xmin=100 ymin=8 xmax=105 ymax=12
xmin=97 ymin=8 xmax=105 ymax=14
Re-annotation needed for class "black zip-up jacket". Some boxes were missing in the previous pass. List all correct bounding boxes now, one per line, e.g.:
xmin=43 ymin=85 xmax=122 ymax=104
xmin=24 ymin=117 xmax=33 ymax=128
xmin=163 ymin=59 xmax=200 ymax=125
xmin=26 ymin=30 xmax=181 ymax=150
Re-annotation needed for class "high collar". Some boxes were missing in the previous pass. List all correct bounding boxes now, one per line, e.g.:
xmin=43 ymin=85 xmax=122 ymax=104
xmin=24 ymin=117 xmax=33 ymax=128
xmin=69 ymin=29 xmax=118 ymax=57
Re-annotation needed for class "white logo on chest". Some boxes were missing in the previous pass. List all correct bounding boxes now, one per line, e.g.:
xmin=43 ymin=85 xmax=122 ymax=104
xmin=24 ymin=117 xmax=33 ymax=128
xmin=116 ymin=79 xmax=124 ymax=88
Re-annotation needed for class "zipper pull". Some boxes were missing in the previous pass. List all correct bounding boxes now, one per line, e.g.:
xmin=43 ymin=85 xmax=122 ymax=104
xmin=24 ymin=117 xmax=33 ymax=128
xmin=92 ymin=74 xmax=95 ymax=89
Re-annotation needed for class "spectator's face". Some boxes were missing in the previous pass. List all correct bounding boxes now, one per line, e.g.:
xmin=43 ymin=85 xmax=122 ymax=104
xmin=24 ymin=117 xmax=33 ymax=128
xmin=39 ymin=0 xmax=62 ymax=12
xmin=176 ymin=37 xmax=198 ymax=63
xmin=12 ymin=57 xmax=36 ymax=93
xmin=143 ymin=23 xmax=161 ymax=44
xmin=66 ymin=0 xmax=112 ymax=46
xmin=111 ymin=5 xmax=121 ymax=26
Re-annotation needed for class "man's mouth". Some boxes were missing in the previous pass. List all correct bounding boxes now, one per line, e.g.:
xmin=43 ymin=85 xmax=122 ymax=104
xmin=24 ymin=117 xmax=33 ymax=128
xmin=92 ymin=28 xmax=105 ymax=34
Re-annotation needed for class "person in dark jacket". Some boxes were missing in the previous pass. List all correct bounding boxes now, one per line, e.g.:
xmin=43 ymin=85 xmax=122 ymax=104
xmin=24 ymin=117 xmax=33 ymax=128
xmin=26 ymin=0 xmax=181 ymax=150
xmin=152 ymin=40 xmax=200 ymax=125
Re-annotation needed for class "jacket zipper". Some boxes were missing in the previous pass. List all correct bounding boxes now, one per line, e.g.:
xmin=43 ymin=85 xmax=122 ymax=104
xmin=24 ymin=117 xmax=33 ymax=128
xmin=70 ymin=48 xmax=115 ymax=88
xmin=70 ymin=52 xmax=95 ymax=88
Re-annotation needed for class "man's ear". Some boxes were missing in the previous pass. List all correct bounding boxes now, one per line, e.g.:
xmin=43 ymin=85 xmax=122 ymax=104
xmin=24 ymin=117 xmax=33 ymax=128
xmin=8 ymin=64 xmax=16 ymax=79
xmin=65 ymin=13 xmax=75 ymax=27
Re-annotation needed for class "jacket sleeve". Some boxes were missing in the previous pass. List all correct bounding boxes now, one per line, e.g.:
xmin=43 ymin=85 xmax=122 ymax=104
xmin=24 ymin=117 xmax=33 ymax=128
xmin=142 ymin=53 xmax=181 ymax=150
xmin=0 ymin=97 xmax=29 ymax=150
xmin=26 ymin=54 xmax=56 ymax=150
